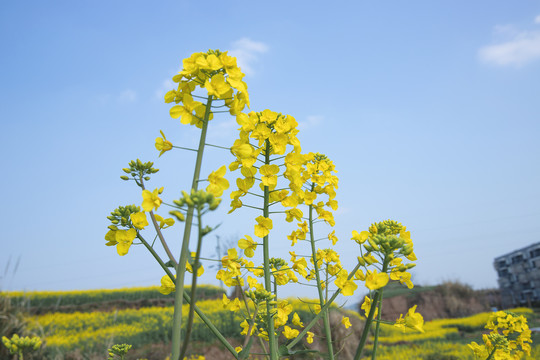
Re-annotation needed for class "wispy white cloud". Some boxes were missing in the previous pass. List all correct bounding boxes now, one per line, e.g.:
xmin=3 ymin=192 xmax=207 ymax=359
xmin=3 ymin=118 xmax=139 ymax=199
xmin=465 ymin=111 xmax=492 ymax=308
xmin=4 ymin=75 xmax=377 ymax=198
xmin=154 ymin=78 xmax=176 ymax=100
xmin=298 ymin=115 xmax=324 ymax=130
xmin=478 ymin=16 xmax=540 ymax=67
xmin=229 ymin=38 xmax=269 ymax=76
xmin=118 ymin=89 xmax=137 ymax=103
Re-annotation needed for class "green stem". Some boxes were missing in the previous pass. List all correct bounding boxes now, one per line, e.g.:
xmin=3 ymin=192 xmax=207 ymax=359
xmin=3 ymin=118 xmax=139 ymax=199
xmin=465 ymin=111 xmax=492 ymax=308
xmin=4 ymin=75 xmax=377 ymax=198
xmin=485 ymin=348 xmax=497 ymax=360
xmin=353 ymin=259 xmax=390 ymax=360
xmin=171 ymin=95 xmax=213 ymax=360
xmin=308 ymin=201 xmax=334 ymax=360
xmin=149 ymin=210 xmax=177 ymax=265
xmin=262 ymin=139 xmax=279 ymax=360
xmin=371 ymin=288 xmax=384 ymax=360
xmin=178 ymin=206 xmax=204 ymax=360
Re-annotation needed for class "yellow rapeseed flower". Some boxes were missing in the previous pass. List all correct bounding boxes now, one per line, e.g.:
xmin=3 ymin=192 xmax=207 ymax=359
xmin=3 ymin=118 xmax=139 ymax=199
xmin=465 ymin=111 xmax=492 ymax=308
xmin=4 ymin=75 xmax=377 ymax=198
xmin=306 ymin=331 xmax=315 ymax=344
xmin=155 ymin=130 xmax=173 ymax=157
xmin=204 ymin=73 xmax=231 ymax=99
xmin=365 ymin=269 xmax=389 ymax=290
xmin=238 ymin=235 xmax=257 ymax=258
xmin=342 ymin=316 xmax=352 ymax=329
xmin=206 ymin=165 xmax=229 ymax=197
xmin=282 ymin=326 xmax=299 ymax=339
xmin=142 ymin=187 xmax=163 ymax=212
xmin=254 ymin=216 xmax=273 ymax=238
xmin=334 ymin=272 xmax=358 ymax=296
xmin=130 ymin=212 xmax=148 ymax=230
xmin=159 ymin=275 xmax=175 ymax=295
xmin=390 ymin=270 xmax=414 ymax=289
xmin=328 ymin=230 xmax=338 ymax=245
xmin=285 ymin=208 xmax=303 ymax=223
xmin=361 ymin=296 xmax=378 ymax=317
xmin=292 ymin=312 xmax=304 ymax=328
xmin=352 ymin=230 xmax=370 ymax=244
xmin=186 ymin=262 xmax=204 ymax=277
xmin=116 ymin=228 xmax=137 ymax=256
xmin=259 ymin=164 xmax=279 ymax=190
xmin=154 ymin=214 xmax=174 ymax=229
xmin=221 ymin=294 xmax=241 ymax=311
xmin=394 ymin=305 xmax=425 ymax=333
xmin=104 ymin=230 xmax=118 ymax=246
xmin=240 ymin=319 xmax=255 ymax=336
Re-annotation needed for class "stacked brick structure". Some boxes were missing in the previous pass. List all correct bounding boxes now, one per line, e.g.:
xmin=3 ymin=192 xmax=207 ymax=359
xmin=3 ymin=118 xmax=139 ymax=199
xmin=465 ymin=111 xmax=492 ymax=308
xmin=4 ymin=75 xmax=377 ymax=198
xmin=494 ymin=242 xmax=540 ymax=307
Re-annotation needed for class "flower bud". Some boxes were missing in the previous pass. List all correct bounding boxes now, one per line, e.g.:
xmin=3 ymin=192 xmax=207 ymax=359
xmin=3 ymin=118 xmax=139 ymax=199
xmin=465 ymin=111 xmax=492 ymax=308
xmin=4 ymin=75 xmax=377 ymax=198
xmin=120 ymin=176 xmax=129 ymax=180
xmin=202 ymin=226 xmax=213 ymax=236
xmin=209 ymin=198 xmax=221 ymax=210
xmin=169 ymin=210 xmax=185 ymax=222
xmin=173 ymin=199 xmax=185 ymax=207
xmin=401 ymin=246 xmax=413 ymax=256
xmin=368 ymin=238 xmax=379 ymax=251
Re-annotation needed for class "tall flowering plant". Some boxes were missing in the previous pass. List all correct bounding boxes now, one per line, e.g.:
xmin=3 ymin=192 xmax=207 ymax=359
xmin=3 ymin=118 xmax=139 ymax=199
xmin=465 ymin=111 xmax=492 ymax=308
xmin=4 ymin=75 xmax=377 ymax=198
xmin=105 ymin=49 xmax=427 ymax=360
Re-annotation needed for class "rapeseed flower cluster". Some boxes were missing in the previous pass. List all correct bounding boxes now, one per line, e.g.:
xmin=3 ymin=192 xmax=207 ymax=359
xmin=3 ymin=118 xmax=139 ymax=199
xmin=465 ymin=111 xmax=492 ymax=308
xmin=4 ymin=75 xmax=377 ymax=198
xmin=107 ymin=343 xmax=132 ymax=360
xmin=468 ymin=310 xmax=532 ymax=359
xmin=354 ymin=220 xmax=419 ymax=324
xmin=165 ymin=49 xmax=249 ymax=128
xmin=228 ymin=109 xmax=301 ymax=214
xmin=2 ymin=334 xmax=42 ymax=358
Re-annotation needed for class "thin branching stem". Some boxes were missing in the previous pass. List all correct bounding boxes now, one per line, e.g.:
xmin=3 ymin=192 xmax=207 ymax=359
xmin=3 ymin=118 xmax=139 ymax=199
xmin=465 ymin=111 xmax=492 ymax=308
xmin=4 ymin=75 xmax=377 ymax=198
xmin=173 ymin=145 xmax=198 ymax=152
xmin=308 ymin=195 xmax=335 ymax=360
xmin=262 ymin=139 xmax=279 ymax=360
xmin=205 ymin=143 xmax=231 ymax=150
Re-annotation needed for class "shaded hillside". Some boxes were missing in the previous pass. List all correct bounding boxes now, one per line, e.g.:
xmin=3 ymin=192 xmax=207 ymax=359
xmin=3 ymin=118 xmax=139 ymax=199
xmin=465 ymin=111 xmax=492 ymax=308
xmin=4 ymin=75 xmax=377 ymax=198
xmin=366 ymin=281 xmax=501 ymax=322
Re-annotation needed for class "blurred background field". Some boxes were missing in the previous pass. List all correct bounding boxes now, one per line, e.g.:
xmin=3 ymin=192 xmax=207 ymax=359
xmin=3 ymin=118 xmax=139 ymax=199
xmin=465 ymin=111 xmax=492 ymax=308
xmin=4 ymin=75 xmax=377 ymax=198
xmin=2 ymin=282 xmax=539 ymax=359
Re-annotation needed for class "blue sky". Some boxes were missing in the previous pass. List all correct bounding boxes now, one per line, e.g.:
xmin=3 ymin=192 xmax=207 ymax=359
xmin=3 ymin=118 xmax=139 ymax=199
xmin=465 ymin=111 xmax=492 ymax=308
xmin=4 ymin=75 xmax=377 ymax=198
xmin=1 ymin=1 xmax=539 ymax=305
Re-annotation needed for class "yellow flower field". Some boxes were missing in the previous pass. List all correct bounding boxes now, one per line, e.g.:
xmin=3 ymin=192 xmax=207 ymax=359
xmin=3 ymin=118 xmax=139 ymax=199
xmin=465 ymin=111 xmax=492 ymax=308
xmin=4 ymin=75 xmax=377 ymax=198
xmin=19 ymin=291 xmax=539 ymax=360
